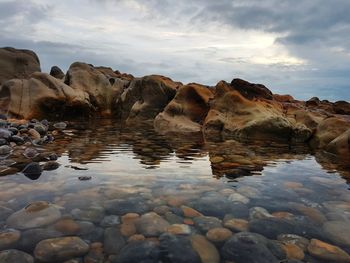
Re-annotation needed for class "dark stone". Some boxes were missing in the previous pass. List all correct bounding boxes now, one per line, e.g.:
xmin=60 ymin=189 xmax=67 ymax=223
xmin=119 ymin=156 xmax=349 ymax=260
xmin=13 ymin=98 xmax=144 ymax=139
xmin=80 ymin=226 xmax=104 ymax=243
xmin=49 ymin=66 xmax=65 ymax=79
xmin=112 ymin=241 xmax=160 ymax=263
xmin=42 ymin=161 xmax=60 ymax=171
xmin=0 ymin=249 xmax=34 ymax=263
xmin=249 ymin=218 xmax=295 ymax=239
xmin=10 ymin=135 xmax=24 ymax=144
xmin=104 ymin=228 xmax=125 ymax=254
xmin=159 ymin=233 xmax=201 ymax=263
xmin=22 ymin=162 xmax=42 ymax=179
xmin=104 ymin=197 xmax=150 ymax=215
xmin=193 ymin=216 xmax=222 ymax=233
xmin=221 ymin=232 xmax=286 ymax=263
xmin=17 ymin=228 xmax=63 ymax=252
xmin=0 ymin=138 xmax=7 ymax=146
xmin=230 ymin=78 xmax=273 ymax=100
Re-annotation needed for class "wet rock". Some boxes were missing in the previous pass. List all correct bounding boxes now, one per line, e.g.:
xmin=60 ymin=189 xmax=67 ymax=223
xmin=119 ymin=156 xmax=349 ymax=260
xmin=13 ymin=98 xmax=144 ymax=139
xmin=34 ymin=237 xmax=89 ymax=262
xmin=53 ymin=218 xmax=80 ymax=235
xmin=112 ymin=240 xmax=160 ymax=263
xmin=164 ymin=212 xmax=183 ymax=224
xmin=104 ymin=228 xmax=126 ymax=254
xmin=323 ymin=221 xmax=350 ymax=247
xmin=100 ymin=215 xmax=120 ymax=227
xmin=21 ymin=162 xmax=42 ymax=177
xmin=308 ymin=239 xmax=350 ymax=262
xmin=153 ymin=205 xmax=171 ymax=215
xmin=206 ymin=227 xmax=233 ymax=243
xmin=78 ymin=175 xmax=91 ymax=181
xmin=120 ymin=222 xmax=137 ymax=237
xmin=249 ymin=206 xmax=273 ymax=220
xmin=0 ymin=229 xmax=21 ymax=250
xmin=0 ymin=249 xmax=34 ymax=263
xmin=166 ymin=224 xmax=191 ymax=235
xmin=34 ymin=124 xmax=47 ymax=135
xmin=71 ymin=206 xmax=105 ymax=224
xmin=10 ymin=135 xmax=24 ymax=144
xmin=0 ymin=145 xmax=11 ymax=156
xmin=221 ymin=232 xmax=286 ymax=263
xmin=6 ymin=201 xmax=61 ymax=230
xmin=159 ymin=233 xmax=201 ymax=263
xmin=228 ymin=192 xmax=250 ymax=204
xmin=17 ymin=228 xmax=63 ymax=252
xmin=224 ymin=218 xmax=249 ymax=232
xmin=127 ymin=234 xmax=146 ymax=242
xmin=281 ymin=243 xmax=305 ymax=261
xmin=23 ymin=147 xmax=39 ymax=159
xmin=277 ymin=234 xmax=310 ymax=251
xmin=135 ymin=212 xmax=170 ymax=237
xmin=190 ymin=234 xmax=220 ymax=263
xmin=42 ymin=161 xmax=60 ymax=171
xmin=193 ymin=216 xmax=222 ymax=233
xmin=181 ymin=205 xmax=203 ymax=218
xmin=0 ymin=206 xmax=13 ymax=221
xmin=104 ymin=197 xmax=150 ymax=215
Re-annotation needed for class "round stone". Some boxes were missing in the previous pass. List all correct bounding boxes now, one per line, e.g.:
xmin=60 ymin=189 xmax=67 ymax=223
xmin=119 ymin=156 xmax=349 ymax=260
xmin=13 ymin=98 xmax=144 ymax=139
xmin=0 ymin=249 xmax=34 ymax=263
xmin=0 ymin=229 xmax=21 ymax=250
xmin=181 ymin=205 xmax=203 ymax=218
xmin=190 ymin=234 xmax=220 ymax=263
xmin=224 ymin=218 xmax=249 ymax=232
xmin=0 ymin=145 xmax=11 ymax=156
xmin=6 ymin=201 xmax=61 ymax=230
xmin=323 ymin=221 xmax=350 ymax=247
xmin=308 ymin=239 xmax=350 ymax=262
xmin=34 ymin=237 xmax=89 ymax=262
xmin=167 ymin=224 xmax=191 ymax=235
xmin=206 ymin=227 xmax=232 ymax=243
xmin=135 ymin=212 xmax=170 ymax=237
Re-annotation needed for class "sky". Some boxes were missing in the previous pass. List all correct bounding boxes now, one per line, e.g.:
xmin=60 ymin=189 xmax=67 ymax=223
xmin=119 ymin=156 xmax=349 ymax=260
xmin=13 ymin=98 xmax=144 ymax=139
xmin=1 ymin=0 xmax=349 ymax=101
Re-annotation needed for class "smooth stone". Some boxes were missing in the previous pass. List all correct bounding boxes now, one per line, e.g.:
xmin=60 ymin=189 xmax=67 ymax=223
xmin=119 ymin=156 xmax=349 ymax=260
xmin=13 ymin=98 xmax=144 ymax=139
xmin=22 ymin=162 xmax=42 ymax=177
xmin=153 ymin=205 xmax=171 ymax=215
xmin=236 ymin=186 xmax=261 ymax=198
xmin=54 ymin=219 xmax=80 ymax=235
xmin=0 ymin=129 xmax=11 ymax=140
xmin=34 ymin=237 xmax=89 ymax=262
xmin=323 ymin=221 xmax=350 ymax=247
xmin=221 ymin=232 xmax=286 ymax=263
xmin=120 ymin=222 xmax=137 ymax=237
xmin=0 ymin=206 xmax=13 ymax=221
xmin=127 ymin=234 xmax=146 ymax=242
xmin=0 ymin=145 xmax=11 ymax=156
xmin=10 ymin=135 xmax=24 ymax=144
xmin=112 ymin=240 xmax=160 ymax=263
xmin=308 ymin=239 xmax=350 ymax=262
xmin=53 ymin=122 xmax=67 ymax=130
xmin=224 ymin=218 xmax=249 ymax=232
xmin=34 ymin=124 xmax=47 ymax=135
xmin=206 ymin=227 xmax=233 ymax=243
xmin=71 ymin=206 xmax=105 ymax=224
xmin=159 ymin=233 xmax=201 ymax=263
xmin=0 ymin=249 xmax=34 ymax=263
xmin=277 ymin=234 xmax=310 ymax=251
xmin=164 ymin=212 xmax=183 ymax=224
xmin=100 ymin=215 xmax=120 ymax=227
xmin=190 ymin=234 xmax=220 ymax=263
xmin=17 ymin=228 xmax=63 ymax=252
xmin=135 ymin=212 xmax=170 ymax=237
xmin=104 ymin=228 xmax=126 ymax=254
xmin=6 ymin=201 xmax=61 ymax=230
xmin=210 ymin=156 xmax=224 ymax=164
xmin=166 ymin=224 xmax=191 ymax=235
xmin=0 ymin=229 xmax=21 ymax=250
xmin=42 ymin=161 xmax=60 ymax=171
xmin=249 ymin=207 xmax=273 ymax=220
xmin=181 ymin=205 xmax=203 ymax=218
xmin=28 ymin=129 xmax=41 ymax=140
xmin=121 ymin=213 xmax=140 ymax=224
xmin=104 ymin=197 xmax=150 ymax=215
xmin=228 ymin=193 xmax=250 ymax=204
xmin=281 ymin=243 xmax=305 ymax=260
xmin=193 ymin=216 xmax=222 ymax=233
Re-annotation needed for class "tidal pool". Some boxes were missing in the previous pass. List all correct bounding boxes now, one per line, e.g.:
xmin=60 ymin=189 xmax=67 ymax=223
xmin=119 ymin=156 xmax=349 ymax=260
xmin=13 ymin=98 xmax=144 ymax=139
xmin=0 ymin=119 xmax=349 ymax=263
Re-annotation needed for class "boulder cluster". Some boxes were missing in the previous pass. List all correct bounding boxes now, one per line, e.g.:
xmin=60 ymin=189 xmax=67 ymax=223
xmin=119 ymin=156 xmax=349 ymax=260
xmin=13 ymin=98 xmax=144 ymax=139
xmin=0 ymin=47 xmax=349 ymax=158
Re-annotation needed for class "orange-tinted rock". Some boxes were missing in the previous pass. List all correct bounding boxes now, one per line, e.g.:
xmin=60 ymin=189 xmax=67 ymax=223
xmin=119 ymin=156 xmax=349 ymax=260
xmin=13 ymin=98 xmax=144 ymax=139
xmin=181 ymin=205 xmax=203 ymax=218
xmin=273 ymin=94 xmax=294 ymax=103
xmin=0 ymin=47 xmax=41 ymax=86
xmin=308 ymin=239 xmax=350 ymax=262
xmin=326 ymin=129 xmax=350 ymax=160
xmin=154 ymin=83 xmax=214 ymax=133
xmin=115 ymin=75 xmax=179 ymax=122
xmin=230 ymin=78 xmax=273 ymax=100
xmin=206 ymin=227 xmax=233 ymax=243
xmin=54 ymin=218 xmax=80 ymax=235
xmin=120 ymin=222 xmax=137 ymax=237
xmin=282 ymin=243 xmax=305 ymax=260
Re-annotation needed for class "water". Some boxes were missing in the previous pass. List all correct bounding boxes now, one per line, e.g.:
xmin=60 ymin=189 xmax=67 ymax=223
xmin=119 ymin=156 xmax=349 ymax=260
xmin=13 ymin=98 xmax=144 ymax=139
xmin=0 ymin=119 xmax=350 ymax=262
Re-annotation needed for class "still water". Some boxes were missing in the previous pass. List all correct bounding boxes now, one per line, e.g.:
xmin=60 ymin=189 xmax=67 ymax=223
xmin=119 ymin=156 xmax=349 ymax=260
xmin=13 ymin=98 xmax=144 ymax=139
xmin=0 ymin=119 xmax=349 ymax=263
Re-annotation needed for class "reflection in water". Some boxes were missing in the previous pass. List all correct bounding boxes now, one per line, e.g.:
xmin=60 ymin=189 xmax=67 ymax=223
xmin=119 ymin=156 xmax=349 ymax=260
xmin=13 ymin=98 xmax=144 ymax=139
xmin=0 ymin=119 xmax=349 ymax=262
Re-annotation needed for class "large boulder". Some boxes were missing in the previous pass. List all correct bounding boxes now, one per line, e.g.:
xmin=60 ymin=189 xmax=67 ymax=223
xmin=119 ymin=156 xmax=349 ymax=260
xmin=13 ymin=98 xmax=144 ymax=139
xmin=64 ymin=62 xmax=126 ymax=115
xmin=154 ymin=83 xmax=214 ymax=133
xmin=0 ymin=47 xmax=41 ymax=86
xmin=0 ymin=72 xmax=92 ymax=119
xmin=115 ymin=75 xmax=180 ymax=123
xmin=203 ymin=81 xmax=311 ymax=142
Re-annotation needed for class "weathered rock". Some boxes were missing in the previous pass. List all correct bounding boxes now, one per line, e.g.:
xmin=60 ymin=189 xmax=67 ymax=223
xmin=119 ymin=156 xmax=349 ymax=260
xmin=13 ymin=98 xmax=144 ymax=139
xmin=104 ymin=228 xmax=126 ymax=254
xmin=154 ymin=83 xmax=214 ymax=133
xmin=135 ymin=212 xmax=170 ymax=237
xmin=34 ymin=237 xmax=89 ymax=262
xmin=6 ymin=201 xmax=61 ymax=230
xmin=0 ymin=249 xmax=34 ymax=263
xmin=230 ymin=78 xmax=273 ymax=100
xmin=115 ymin=75 xmax=179 ymax=122
xmin=334 ymin=100 xmax=350 ymax=115
xmin=0 ymin=47 xmax=41 ymax=86
xmin=203 ymin=80 xmax=311 ymax=142
xmin=0 ymin=206 xmax=13 ymax=221
xmin=49 ymin=65 xmax=65 ymax=79
xmin=0 ymin=73 xmax=91 ymax=119
xmin=221 ymin=232 xmax=286 ymax=263
xmin=190 ymin=234 xmax=220 ymax=263
xmin=325 ymin=129 xmax=350 ymax=160
xmin=112 ymin=240 xmax=160 ymax=263
xmin=308 ymin=239 xmax=350 ymax=262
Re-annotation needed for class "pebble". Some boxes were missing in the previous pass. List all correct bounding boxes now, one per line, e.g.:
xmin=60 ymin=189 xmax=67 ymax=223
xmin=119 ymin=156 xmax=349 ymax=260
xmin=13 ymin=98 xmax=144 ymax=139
xmin=190 ymin=234 xmax=220 ymax=263
xmin=193 ymin=216 xmax=222 ymax=233
xmin=0 ymin=229 xmax=21 ymax=250
xmin=71 ymin=206 xmax=105 ymax=223
xmin=104 ymin=228 xmax=126 ymax=254
xmin=181 ymin=205 xmax=203 ymax=218
xmin=228 ymin=193 xmax=250 ymax=204
xmin=6 ymin=201 xmax=61 ymax=230
xmin=0 ymin=249 xmax=34 ymax=263
xmin=206 ymin=227 xmax=233 ymax=243
xmin=167 ymin=224 xmax=191 ymax=235
xmin=281 ymin=243 xmax=305 ymax=260
xmin=277 ymin=234 xmax=310 ymax=251
xmin=249 ymin=207 xmax=273 ymax=220
xmin=42 ymin=161 xmax=60 ymax=171
xmin=323 ymin=221 xmax=350 ymax=247
xmin=53 ymin=122 xmax=67 ymax=130
xmin=100 ymin=215 xmax=120 ymax=227
xmin=34 ymin=237 xmax=89 ymax=262
xmin=308 ymin=239 xmax=350 ymax=262
xmin=0 ymin=145 xmax=11 ymax=156
xmin=135 ymin=212 xmax=170 ymax=237
xmin=22 ymin=162 xmax=42 ymax=177
xmin=127 ymin=234 xmax=146 ymax=242
xmin=113 ymin=240 xmax=160 ymax=263
xmin=224 ymin=218 xmax=249 ymax=232
xmin=120 ymin=222 xmax=137 ymax=237
xmin=54 ymin=218 xmax=80 ymax=235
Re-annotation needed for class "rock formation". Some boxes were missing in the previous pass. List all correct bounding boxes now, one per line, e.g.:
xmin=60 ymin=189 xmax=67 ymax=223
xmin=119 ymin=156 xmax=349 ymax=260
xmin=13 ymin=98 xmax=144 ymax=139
xmin=0 ymin=47 xmax=349 ymax=158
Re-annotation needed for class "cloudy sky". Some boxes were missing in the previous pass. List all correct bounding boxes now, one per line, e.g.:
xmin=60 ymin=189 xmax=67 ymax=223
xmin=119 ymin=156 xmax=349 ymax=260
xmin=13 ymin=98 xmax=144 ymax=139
xmin=1 ymin=0 xmax=349 ymax=101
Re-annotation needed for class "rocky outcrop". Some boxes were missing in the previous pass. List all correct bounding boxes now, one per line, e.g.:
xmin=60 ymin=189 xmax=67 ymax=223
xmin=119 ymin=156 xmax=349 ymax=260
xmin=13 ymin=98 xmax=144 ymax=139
xmin=0 ymin=73 xmax=91 ymax=119
xmin=154 ymin=83 xmax=214 ymax=133
xmin=115 ymin=75 xmax=180 ymax=123
xmin=49 ymin=66 xmax=64 ymax=79
xmin=203 ymin=81 xmax=311 ymax=142
xmin=0 ymin=47 xmax=41 ymax=85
